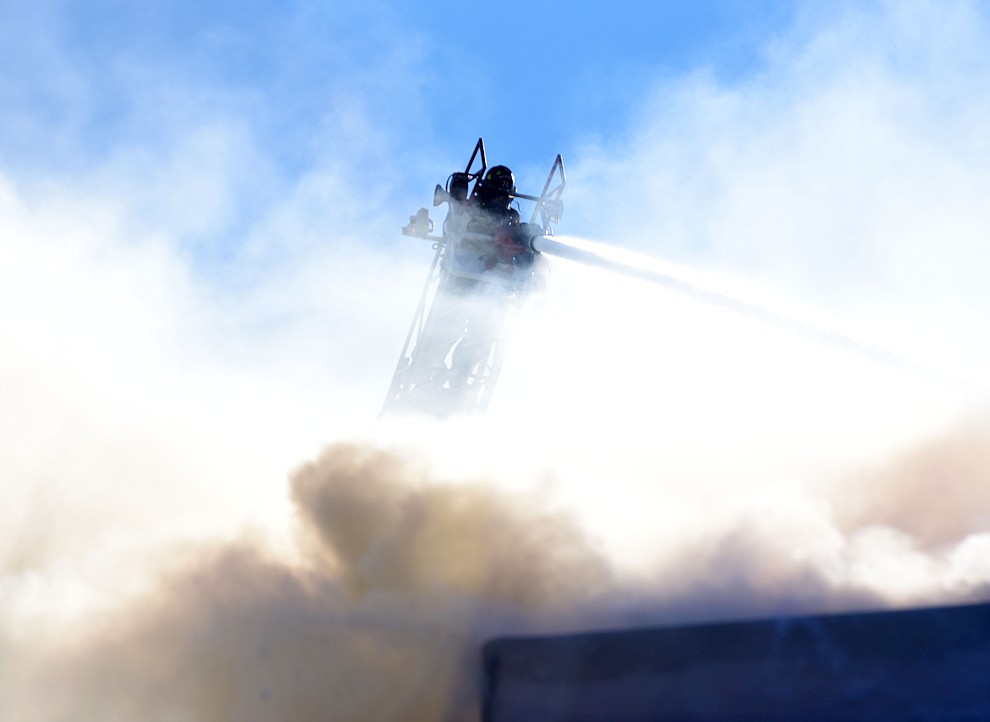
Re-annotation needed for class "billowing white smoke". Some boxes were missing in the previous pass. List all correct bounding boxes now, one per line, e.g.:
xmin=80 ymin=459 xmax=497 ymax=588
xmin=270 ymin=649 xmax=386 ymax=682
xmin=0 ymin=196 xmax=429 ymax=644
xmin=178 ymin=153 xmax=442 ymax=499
xmin=2 ymin=442 xmax=612 ymax=722
xmin=1 ymin=181 xmax=987 ymax=718
xmin=4 ymin=2 xmax=990 ymax=720
xmin=4 ymin=423 xmax=990 ymax=722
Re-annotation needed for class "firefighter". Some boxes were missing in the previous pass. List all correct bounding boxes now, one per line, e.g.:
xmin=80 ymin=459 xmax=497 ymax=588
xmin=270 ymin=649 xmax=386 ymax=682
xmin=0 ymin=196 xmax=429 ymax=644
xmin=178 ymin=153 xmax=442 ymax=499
xmin=473 ymin=165 xmax=515 ymax=217
xmin=469 ymin=166 xmax=539 ymax=272
xmin=409 ymin=165 xmax=542 ymax=409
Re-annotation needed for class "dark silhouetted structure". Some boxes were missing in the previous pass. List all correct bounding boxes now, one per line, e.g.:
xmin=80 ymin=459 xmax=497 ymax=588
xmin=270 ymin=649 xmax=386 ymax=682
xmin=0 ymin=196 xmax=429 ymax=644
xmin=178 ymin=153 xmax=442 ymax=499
xmin=483 ymin=600 xmax=990 ymax=721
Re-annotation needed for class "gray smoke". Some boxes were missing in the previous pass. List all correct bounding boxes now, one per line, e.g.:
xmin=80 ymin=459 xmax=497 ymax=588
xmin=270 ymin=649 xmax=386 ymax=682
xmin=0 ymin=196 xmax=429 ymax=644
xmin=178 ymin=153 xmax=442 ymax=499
xmin=833 ymin=417 xmax=990 ymax=550
xmin=6 ymin=422 xmax=990 ymax=722
xmin=7 ymin=425 xmax=990 ymax=722
xmin=3 ymin=442 xmax=611 ymax=722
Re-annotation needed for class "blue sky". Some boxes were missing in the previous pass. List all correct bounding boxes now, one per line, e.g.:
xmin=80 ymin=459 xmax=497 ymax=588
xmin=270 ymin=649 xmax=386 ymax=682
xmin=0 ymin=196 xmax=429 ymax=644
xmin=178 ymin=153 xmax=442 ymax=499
xmin=2 ymin=1 xmax=797 ymax=182
xmin=0 ymin=0 xmax=813 ymax=310
xmin=5 ymin=0 xmax=987 ymax=281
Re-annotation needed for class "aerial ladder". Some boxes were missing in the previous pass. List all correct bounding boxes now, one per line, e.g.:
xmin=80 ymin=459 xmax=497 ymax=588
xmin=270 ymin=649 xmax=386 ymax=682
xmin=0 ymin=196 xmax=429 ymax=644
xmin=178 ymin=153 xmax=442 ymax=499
xmin=381 ymin=138 xmax=566 ymax=417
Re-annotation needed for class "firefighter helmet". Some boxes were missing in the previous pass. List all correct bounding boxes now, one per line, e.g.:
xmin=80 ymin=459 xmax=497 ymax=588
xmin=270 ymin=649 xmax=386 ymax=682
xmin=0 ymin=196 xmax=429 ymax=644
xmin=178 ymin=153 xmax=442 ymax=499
xmin=482 ymin=165 xmax=515 ymax=195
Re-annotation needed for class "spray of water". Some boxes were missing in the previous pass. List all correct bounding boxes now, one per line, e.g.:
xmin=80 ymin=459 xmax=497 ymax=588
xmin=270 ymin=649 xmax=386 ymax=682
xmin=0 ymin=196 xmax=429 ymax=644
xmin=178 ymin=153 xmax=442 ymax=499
xmin=535 ymin=234 xmax=983 ymax=394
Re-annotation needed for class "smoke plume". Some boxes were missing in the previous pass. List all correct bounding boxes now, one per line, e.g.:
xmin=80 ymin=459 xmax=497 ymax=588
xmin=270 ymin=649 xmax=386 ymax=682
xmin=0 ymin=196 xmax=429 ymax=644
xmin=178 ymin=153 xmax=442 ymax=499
xmin=6 ymin=419 xmax=990 ymax=722
xmin=3 ymin=442 xmax=611 ymax=722
xmin=834 ymin=418 xmax=990 ymax=550
xmin=4 ymin=4 xmax=990 ymax=720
